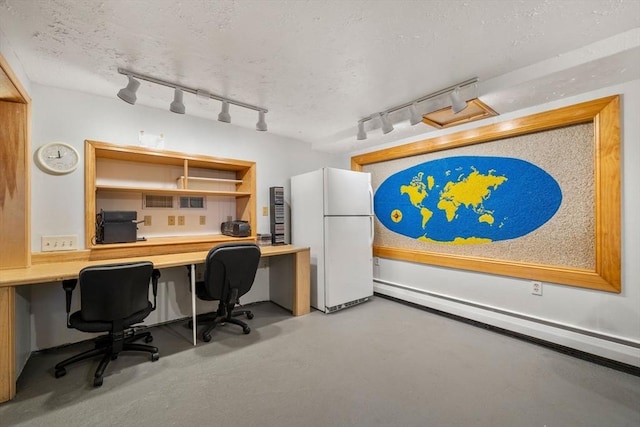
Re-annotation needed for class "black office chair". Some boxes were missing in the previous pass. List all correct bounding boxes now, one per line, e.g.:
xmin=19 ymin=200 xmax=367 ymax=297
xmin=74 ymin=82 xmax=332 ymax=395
xmin=54 ymin=261 xmax=161 ymax=387
xmin=191 ymin=242 xmax=261 ymax=342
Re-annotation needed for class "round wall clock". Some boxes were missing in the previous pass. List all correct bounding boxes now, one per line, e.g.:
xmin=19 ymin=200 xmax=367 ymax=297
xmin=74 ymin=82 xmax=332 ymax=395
xmin=35 ymin=142 xmax=80 ymax=174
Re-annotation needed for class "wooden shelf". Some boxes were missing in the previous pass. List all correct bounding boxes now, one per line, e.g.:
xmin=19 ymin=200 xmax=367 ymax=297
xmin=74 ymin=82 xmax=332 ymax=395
xmin=95 ymin=185 xmax=251 ymax=198
xmin=87 ymin=234 xmax=256 ymax=259
xmin=85 ymin=140 xmax=257 ymax=256
xmin=177 ymin=176 xmax=243 ymax=185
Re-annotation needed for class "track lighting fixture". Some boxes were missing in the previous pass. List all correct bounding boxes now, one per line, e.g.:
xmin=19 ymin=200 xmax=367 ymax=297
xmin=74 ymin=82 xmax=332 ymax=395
xmin=357 ymin=121 xmax=367 ymax=140
xmin=170 ymin=88 xmax=185 ymax=114
xmin=450 ymin=87 xmax=467 ymax=114
xmin=218 ymin=101 xmax=231 ymax=123
xmin=256 ymin=111 xmax=267 ymax=131
xmin=355 ymin=77 xmax=478 ymax=139
xmin=117 ymin=75 xmax=140 ymax=105
xmin=408 ymin=102 xmax=422 ymax=126
xmin=116 ymin=68 xmax=268 ymax=131
xmin=380 ymin=112 xmax=394 ymax=134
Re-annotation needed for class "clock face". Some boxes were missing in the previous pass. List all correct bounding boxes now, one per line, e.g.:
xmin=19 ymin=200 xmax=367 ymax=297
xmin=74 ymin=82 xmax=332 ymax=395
xmin=36 ymin=142 xmax=80 ymax=174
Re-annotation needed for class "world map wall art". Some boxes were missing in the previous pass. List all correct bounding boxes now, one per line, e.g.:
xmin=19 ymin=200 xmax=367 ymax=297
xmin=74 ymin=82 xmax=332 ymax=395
xmin=374 ymin=156 xmax=562 ymax=245
xmin=351 ymin=96 xmax=620 ymax=292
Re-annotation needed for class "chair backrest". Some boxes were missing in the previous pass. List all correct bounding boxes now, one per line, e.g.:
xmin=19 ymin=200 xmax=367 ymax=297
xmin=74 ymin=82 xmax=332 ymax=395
xmin=202 ymin=243 xmax=261 ymax=300
xmin=79 ymin=261 xmax=154 ymax=322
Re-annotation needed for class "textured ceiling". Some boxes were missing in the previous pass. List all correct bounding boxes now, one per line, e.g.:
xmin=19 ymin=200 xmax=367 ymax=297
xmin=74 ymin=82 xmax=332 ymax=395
xmin=0 ymin=0 xmax=639 ymax=153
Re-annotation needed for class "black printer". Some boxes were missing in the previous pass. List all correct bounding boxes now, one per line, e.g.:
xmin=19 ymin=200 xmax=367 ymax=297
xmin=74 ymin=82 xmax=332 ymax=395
xmin=96 ymin=210 xmax=138 ymax=243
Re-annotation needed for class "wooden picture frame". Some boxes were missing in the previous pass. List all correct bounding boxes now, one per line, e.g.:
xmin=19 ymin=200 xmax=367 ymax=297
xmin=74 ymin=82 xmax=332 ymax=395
xmin=351 ymin=96 xmax=621 ymax=293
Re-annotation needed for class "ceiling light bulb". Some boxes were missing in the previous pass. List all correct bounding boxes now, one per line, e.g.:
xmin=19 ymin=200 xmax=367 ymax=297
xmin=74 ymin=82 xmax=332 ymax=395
xmin=169 ymin=88 xmax=185 ymax=114
xmin=117 ymin=75 xmax=140 ymax=105
xmin=409 ymin=102 xmax=422 ymax=126
xmin=357 ymin=121 xmax=367 ymax=140
xmin=380 ymin=112 xmax=394 ymax=134
xmin=256 ymin=111 xmax=267 ymax=131
xmin=450 ymin=87 xmax=467 ymax=114
xmin=218 ymin=101 xmax=231 ymax=123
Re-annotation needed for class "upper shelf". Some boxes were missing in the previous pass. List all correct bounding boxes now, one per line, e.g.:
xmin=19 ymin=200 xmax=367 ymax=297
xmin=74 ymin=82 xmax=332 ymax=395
xmin=95 ymin=185 xmax=251 ymax=198
xmin=91 ymin=140 xmax=254 ymax=171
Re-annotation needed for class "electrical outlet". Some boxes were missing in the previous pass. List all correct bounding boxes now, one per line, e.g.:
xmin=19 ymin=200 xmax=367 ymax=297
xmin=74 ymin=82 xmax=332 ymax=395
xmin=144 ymin=215 xmax=152 ymax=226
xmin=531 ymin=281 xmax=543 ymax=296
xmin=178 ymin=215 xmax=185 ymax=226
xmin=199 ymin=215 xmax=206 ymax=225
xmin=262 ymin=206 xmax=268 ymax=216
xmin=374 ymin=257 xmax=380 ymax=266
xmin=168 ymin=215 xmax=175 ymax=226
xmin=42 ymin=235 xmax=78 ymax=252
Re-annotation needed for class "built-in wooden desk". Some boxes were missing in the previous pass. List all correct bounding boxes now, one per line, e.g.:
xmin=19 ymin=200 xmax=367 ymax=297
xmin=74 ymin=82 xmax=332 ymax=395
xmin=0 ymin=244 xmax=310 ymax=403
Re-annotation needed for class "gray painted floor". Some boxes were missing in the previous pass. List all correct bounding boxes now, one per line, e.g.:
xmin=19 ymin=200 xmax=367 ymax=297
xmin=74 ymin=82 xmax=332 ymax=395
xmin=1 ymin=297 xmax=639 ymax=427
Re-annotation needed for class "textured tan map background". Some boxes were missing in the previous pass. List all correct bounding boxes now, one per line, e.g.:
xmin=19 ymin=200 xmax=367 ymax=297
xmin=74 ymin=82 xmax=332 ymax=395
xmin=363 ymin=123 xmax=595 ymax=269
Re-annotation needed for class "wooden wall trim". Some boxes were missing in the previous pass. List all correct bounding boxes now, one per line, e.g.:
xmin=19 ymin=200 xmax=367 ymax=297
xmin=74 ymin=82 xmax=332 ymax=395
xmin=0 ymin=286 xmax=16 ymax=402
xmin=0 ymin=53 xmax=30 ymax=104
xmin=0 ymin=53 xmax=31 ymax=270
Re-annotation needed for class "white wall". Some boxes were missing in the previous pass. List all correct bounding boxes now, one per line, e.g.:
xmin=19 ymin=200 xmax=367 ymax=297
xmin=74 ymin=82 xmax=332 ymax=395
xmin=349 ymin=80 xmax=640 ymax=367
xmin=0 ymin=27 xmax=32 ymax=96
xmin=24 ymin=83 xmax=347 ymax=354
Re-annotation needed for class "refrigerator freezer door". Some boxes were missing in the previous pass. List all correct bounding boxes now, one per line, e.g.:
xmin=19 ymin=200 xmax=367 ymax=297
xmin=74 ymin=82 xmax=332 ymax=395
xmin=323 ymin=168 xmax=372 ymax=216
xmin=324 ymin=216 xmax=373 ymax=310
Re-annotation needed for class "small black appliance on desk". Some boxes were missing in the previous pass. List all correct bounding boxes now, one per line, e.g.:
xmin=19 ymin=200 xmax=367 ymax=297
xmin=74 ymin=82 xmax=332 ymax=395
xmin=221 ymin=220 xmax=251 ymax=237
xmin=96 ymin=210 xmax=138 ymax=243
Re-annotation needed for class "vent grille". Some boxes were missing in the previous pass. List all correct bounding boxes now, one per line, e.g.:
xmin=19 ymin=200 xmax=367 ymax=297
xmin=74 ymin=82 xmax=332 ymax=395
xmin=179 ymin=196 xmax=206 ymax=209
xmin=326 ymin=297 xmax=370 ymax=313
xmin=143 ymin=194 xmax=174 ymax=209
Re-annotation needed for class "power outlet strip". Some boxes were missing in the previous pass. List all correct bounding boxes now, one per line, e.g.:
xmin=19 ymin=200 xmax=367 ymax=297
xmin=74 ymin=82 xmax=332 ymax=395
xmin=42 ymin=235 xmax=78 ymax=252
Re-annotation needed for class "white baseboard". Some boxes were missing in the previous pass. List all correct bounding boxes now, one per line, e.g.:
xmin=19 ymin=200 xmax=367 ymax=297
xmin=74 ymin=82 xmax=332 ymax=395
xmin=374 ymin=280 xmax=640 ymax=368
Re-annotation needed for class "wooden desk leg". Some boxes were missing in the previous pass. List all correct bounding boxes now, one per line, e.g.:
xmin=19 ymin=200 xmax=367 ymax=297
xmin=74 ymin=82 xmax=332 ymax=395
xmin=191 ymin=264 xmax=197 ymax=346
xmin=0 ymin=286 xmax=16 ymax=403
xmin=292 ymin=249 xmax=310 ymax=316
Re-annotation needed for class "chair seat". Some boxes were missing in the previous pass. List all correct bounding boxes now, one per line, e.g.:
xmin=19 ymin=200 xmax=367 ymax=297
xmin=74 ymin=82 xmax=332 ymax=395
xmin=69 ymin=302 xmax=153 ymax=333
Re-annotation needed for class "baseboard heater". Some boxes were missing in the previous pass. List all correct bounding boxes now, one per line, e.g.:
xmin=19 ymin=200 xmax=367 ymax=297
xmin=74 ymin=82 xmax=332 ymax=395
xmin=374 ymin=278 xmax=640 ymax=375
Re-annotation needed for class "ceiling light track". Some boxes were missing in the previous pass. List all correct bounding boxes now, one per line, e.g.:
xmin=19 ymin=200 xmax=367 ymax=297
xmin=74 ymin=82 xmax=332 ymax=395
xmin=356 ymin=77 xmax=478 ymax=140
xmin=117 ymin=68 xmax=269 ymax=131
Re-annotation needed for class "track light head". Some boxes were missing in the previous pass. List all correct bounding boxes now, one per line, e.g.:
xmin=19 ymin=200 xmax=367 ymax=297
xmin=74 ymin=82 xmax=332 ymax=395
xmin=357 ymin=121 xmax=367 ymax=140
xmin=256 ymin=111 xmax=267 ymax=131
xmin=117 ymin=75 xmax=140 ymax=105
xmin=409 ymin=102 xmax=422 ymax=126
xmin=380 ymin=112 xmax=394 ymax=134
xmin=169 ymin=88 xmax=186 ymax=114
xmin=218 ymin=101 xmax=231 ymax=123
xmin=450 ymin=87 xmax=467 ymax=114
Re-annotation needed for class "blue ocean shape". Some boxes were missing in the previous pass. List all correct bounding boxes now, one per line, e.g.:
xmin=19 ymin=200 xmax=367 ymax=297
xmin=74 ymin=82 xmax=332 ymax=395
xmin=374 ymin=156 xmax=562 ymax=244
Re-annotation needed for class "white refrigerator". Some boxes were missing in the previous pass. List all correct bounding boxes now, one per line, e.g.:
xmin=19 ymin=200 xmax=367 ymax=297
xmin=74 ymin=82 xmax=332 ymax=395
xmin=291 ymin=167 xmax=374 ymax=313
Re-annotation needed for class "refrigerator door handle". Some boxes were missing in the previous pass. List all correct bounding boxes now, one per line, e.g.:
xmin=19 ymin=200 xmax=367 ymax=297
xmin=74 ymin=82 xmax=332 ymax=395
xmin=370 ymin=215 xmax=374 ymax=245
xmin=368 ymin=185 xmax=374 ymax=215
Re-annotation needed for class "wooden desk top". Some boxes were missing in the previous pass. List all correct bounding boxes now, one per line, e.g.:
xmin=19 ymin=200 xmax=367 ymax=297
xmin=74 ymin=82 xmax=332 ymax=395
xmin=0 ymin=245 xmax=309 ymax=287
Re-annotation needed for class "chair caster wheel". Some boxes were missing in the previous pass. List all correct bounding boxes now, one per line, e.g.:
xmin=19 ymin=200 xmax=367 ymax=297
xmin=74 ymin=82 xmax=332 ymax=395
xmin=93 ymin=377 xmax=103 ymax=387
xmin=145 ymin=335 xmax=153 ymax=343
xmin=243 ymin=326 xmax=251 ymax=334
xmin=246 ymin=312 xmax=254 ymax=320
xmin=55 ymin=368 xmax=66 ymax=378
xmin=203 ymin=333 xmax=212 ymax=342
xmin=151 ymin=352 xmax=160 ymax=362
